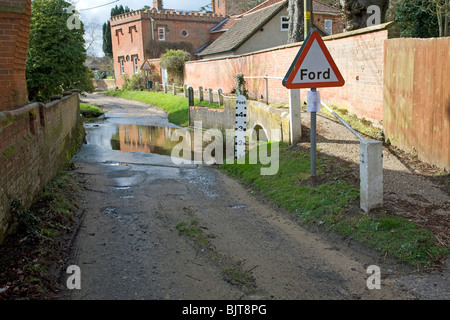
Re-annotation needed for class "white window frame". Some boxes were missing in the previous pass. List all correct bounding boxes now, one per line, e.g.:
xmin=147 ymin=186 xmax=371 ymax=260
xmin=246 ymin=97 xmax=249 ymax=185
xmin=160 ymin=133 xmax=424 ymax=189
xmin=133 ymin=56 xmax=138 ymax=74
xmin=325 ymin=19 xmax=333 ymax=35
xmin=120 ymin=58 xmax=124 ymax=75
xmin=280 ymin=16 xmax=289 ymax=31
xmin=158 ymin=27 xmax=165 ymax=41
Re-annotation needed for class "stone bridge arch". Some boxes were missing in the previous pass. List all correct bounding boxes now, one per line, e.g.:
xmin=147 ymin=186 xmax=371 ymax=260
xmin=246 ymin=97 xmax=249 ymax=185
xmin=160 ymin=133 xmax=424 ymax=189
xmin=246 ymin=100 xmax=290 ymax=144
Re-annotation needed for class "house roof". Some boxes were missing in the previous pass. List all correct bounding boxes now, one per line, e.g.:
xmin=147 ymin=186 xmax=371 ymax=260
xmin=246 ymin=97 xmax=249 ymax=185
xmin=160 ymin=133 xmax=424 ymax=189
xmin=198 ymin=1 xmax=287 ymax=56
xmin=199 ymin=0 xmax=342 ymax=57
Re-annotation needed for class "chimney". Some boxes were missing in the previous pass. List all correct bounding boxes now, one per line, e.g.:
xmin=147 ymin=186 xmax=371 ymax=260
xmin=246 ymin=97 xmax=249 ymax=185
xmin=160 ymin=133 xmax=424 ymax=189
xmin=153 ymin=0 xmax=163 ymax=10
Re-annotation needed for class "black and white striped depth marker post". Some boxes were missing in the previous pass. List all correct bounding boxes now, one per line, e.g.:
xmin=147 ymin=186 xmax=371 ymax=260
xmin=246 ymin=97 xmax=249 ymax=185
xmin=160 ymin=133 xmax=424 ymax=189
xmin=235 ymin=95 xmax=247 ymax=160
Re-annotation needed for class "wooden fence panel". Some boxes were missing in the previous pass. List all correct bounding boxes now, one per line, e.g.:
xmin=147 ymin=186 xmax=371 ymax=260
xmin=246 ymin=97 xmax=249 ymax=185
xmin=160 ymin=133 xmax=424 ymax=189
xmin=384 ymin=37 xmax=450 ymax=170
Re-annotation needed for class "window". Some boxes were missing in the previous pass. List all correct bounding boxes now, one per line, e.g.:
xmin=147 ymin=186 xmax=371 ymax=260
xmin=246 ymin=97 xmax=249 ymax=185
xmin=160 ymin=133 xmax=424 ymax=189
xmin=325 ymin=19 xmax=332 ymax=35
xmin=133 ymin=56 xmax=138 ymax=74
xmin=120 ymin=58 xmax=124 ymax=74
xmin=158 ymin=27 xmax=165 ymax=41
xmin=281 ymin=16 xmax=289 ymax=31
xmin=218 ymin=0 xmax=221 ymax=8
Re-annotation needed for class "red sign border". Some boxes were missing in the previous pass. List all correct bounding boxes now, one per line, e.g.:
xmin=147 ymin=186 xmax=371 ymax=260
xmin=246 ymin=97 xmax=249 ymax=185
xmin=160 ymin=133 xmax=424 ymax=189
xmin=140 ymin=59 xmax=153 ymax=71
xmin=283 ymin=31 xmax=345 ymax=89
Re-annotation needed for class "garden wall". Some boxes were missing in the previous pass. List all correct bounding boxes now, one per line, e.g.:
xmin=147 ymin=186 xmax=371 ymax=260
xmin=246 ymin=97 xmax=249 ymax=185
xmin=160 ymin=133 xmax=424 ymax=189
xmin=0 ymin=92 xmax=84 ymax=243
xmin=185 ymin=22 xmax=400 ymax=123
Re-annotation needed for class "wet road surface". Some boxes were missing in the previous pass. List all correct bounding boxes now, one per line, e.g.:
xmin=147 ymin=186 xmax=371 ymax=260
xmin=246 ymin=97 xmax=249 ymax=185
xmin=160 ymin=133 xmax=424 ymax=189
xmin=63 ymin=94 xmax=448 ymax=300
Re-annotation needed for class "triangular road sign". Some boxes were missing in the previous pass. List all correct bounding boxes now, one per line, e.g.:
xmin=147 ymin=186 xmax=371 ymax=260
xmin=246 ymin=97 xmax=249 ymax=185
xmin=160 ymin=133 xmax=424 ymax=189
xmin=283 ymin=31 xmax=345 ymax=89
xmin=141 ymin=59 xmax=153 ymax=71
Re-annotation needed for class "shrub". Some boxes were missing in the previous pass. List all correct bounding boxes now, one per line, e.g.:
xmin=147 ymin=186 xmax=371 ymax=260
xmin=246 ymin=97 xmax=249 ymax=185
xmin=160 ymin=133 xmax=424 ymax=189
xmin=160 ymin=49 xmax=191 ymax=85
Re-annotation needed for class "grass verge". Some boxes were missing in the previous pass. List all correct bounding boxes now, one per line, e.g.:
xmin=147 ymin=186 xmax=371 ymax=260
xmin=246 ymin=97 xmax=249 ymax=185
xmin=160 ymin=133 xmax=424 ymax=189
xmin=220 ymin=143 xmax=448 ymax=266
xmin=0 ymin=170 xmax=80 ymax=300
xmin=80 ymin=103 xmax=104 ymax=118
xmin=320 ymin=103 xmax=384 ymax=140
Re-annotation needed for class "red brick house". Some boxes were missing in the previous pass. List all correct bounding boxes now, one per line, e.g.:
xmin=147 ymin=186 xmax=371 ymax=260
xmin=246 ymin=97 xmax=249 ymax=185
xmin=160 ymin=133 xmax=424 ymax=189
xmin=110 ymin=0 xmax=225 ymax=88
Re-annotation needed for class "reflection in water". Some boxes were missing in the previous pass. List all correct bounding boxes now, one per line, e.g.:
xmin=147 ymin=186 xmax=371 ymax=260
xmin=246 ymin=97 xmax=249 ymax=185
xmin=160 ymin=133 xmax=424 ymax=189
xmin=112 ymin=124 xmax=180 ymax=156
xmin=86 ymin=124 xmax=186 ymax=157
xmin=86 ymin=124 xmax=222 ymax=161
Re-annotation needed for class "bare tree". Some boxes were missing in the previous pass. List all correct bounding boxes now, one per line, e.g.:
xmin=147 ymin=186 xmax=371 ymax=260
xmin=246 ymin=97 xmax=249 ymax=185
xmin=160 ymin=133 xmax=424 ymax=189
xmin=82 ymin=17 xmax=102 ymax=57
xmin=287 ymin=0 xmax=304 ymax=43
xmin=417 ymin=0 xmax=449 ymax=36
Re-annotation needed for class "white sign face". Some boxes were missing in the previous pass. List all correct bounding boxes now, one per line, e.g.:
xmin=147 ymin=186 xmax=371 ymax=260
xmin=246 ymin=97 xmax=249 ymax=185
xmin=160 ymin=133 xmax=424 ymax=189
xmin=141 ymin=60 xmax=152 ymax=71
xmin=283 ymin=31 xmax=344 ymax=89
xmin=291 ymin=40 xmax=339 ymax=85
xmin=235 ymin=95 xmax=247 ymax=160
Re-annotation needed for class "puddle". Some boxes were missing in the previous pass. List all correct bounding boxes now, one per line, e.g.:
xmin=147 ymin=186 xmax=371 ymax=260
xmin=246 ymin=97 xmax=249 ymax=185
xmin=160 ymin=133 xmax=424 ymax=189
xmin=85 ymin=123 xmax=235 ymax=161
xmin=86 ymin=124 xmax=191 ymax=158
xmin=230 ymin=205 xmax=247 ymax=209
xmin=113 ymin=186 xmax=131 ymax=190
xmin=102 ymin=207 xmax=117 ymax=215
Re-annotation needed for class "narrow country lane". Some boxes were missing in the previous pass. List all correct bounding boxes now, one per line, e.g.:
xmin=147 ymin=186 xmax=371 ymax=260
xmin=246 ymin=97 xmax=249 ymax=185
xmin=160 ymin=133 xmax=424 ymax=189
xmin=62 ymin=93 xmax=421 ymax=300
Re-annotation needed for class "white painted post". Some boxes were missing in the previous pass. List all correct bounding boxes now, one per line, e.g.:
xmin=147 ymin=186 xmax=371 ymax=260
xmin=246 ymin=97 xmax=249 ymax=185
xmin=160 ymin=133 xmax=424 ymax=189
xmin=264 ymin=74 xmax=269 ymax=105
xmin=288 ymin=89 xmax=302 ymax=145
xmin=360 ymin=140 xmax=383 ymax=212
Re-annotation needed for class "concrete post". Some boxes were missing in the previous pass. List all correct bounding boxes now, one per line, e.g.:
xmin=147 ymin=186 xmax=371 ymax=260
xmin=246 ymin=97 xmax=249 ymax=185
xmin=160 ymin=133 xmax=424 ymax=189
xmin=208 ymin=89 xmax=214 ymax=104
xmin=155 ymin=82 xmax=159 ymax=92
xmin=184 ymin=84 xmax=188 ymax=98
xmin=199 ymin=86 xmax=203 ymax=101
xmin=173 ymin=84 xmax=176 ymax=95
xmin=218 ymin=89 xmax=223 ymax=107
xmin=360 ymin=140 xmax=383 ymax=212
xmin=288 ymin=89 xmax=302 ymax=145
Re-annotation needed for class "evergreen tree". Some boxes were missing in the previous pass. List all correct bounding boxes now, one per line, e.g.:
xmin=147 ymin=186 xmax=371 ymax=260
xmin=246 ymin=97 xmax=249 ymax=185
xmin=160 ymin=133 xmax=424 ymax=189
xmin=102 ymin=5 xmax=132 ymax=57
xmin=102 ymin=21 xmax=112 ymax=57
xmin=26 ymin=0 xmax=94 ymax=103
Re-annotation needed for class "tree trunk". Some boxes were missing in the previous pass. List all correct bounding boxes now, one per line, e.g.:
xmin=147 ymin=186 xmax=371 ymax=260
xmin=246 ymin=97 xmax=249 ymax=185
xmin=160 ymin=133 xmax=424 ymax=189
xmin=287 ymin=0 xmax=304 ymax=43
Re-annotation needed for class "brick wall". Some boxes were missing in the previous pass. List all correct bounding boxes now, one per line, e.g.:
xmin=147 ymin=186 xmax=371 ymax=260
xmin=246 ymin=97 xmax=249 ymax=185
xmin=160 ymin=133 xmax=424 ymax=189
xmin=0 ymin=93 xmax=84 ymax=244
xmin=185 ymin=22 xmax=400 ymax=123
xmin=0 ymin=0 xmax=31 ymax=112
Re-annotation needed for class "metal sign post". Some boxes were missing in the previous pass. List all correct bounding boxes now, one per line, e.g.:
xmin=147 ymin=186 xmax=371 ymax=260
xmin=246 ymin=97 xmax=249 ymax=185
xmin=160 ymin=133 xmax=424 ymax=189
xmin=307 ymin=88 xmax=321 ymax=177
xmin=282 ymin=28 xmax=344 ymax=178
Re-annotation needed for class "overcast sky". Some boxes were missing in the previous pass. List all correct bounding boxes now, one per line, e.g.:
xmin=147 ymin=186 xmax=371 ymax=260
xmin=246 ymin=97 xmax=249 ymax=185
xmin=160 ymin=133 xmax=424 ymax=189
xmin=74 ymin=0 xmax=211 ymax=56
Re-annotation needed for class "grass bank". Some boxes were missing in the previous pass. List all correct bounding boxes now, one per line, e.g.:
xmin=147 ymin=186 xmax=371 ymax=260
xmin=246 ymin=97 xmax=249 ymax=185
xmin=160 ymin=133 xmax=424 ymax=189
xmin=101 ymin=90 xmax=189 ymax=126
xmin=220 ymin=143 xmax=448 ymax=266
xmin=80 ymin=103 xmax=104 ymax=118
xmin=100 ymin=90 xmax=222 ymax=126
xmin=0 ymin=169 xmax=80 ymax=299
